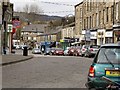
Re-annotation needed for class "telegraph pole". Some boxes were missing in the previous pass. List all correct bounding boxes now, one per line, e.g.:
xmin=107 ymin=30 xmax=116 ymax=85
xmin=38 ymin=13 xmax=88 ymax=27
xmin=0 ymin=1 xmax=2 ymax=54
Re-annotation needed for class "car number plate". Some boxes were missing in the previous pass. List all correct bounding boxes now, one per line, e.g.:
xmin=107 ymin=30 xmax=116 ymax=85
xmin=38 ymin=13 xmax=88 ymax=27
xmin=106 ymin=70 xmax=120 ymax=77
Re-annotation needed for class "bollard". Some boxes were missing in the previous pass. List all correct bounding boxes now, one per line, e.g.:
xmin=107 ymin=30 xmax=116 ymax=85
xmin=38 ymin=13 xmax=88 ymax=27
xmin=23 ymin=46 xmax=28 ymax=56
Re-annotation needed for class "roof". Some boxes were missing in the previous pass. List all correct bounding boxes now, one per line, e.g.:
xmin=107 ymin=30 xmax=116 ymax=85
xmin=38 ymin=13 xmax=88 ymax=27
xmin=101 ymin=43 xmax=120 ymax=47
xmin=75 ymin=1 xmax=83 ymax=7
xmin=38 ymin=26 xmax=62 ymax=36
xmin=21 ymin=24 xmax=47 ymax=33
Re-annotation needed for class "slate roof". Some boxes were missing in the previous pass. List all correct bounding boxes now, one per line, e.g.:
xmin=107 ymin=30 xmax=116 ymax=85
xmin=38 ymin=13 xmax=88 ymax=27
xmin=39 ymin=26 xmax=62 ymax=36
xmin=21 ymin=24 xmax=47 ymax=33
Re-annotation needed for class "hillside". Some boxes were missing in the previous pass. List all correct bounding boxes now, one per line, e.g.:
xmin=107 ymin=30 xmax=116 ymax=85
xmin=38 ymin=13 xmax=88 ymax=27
xmin=14 ymin=12 xmax=62 ymax=23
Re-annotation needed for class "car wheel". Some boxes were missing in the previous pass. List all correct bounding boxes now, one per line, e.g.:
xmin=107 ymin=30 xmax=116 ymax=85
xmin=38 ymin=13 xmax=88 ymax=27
xmin=81 ymin=54 xmax=84 ymax=57
xmin=88 ymin=55 xmax=91 ymax=58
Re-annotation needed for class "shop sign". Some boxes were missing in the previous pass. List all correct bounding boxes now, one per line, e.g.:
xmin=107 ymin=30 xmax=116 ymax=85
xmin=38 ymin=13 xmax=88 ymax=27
xmin=91 ymin=32 xmax=97 ymax=39
xmin=7 ymin=24 xmax=13 ymax=32
xmin=105 ymin=31 xmax=113 ymax=37
xmin=60 ymin=39 xmax=64 ymax=42
xmin=85 ymin=30 xmax=91 ymax=41
xmin=12 ymin=20 xmax=20 ymax=28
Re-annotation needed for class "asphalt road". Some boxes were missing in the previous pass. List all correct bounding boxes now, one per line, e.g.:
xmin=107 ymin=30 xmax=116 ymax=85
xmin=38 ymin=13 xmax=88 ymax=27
xmin=2 ymin=53 xmax=93 ymax=88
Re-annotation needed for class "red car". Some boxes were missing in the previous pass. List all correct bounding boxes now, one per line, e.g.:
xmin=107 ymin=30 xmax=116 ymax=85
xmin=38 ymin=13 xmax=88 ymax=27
xmin=54 ymin=48 xmax=64 ymax=55
xmin=74 ymin=46 xmax=81 ymax=56
xmin=68 ymin=46 xmax=76 ymax=56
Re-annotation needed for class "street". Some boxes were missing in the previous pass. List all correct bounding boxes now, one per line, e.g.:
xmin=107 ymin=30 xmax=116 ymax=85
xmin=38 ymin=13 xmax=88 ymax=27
xmin=2 ymin=51 xmax=93 ymax=88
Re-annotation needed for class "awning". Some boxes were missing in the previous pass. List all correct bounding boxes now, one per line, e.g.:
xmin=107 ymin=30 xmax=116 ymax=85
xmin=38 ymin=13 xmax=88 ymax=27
xmin=71 ymin=42 xmax=81 ymax=45
xmin=22 ymin=34 xmax=38 ymax=37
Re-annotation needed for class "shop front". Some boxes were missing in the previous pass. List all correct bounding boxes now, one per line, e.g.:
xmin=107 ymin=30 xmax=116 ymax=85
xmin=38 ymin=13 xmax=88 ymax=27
xmin=105 ymin=30 xmax=113 ymax=44
xmin=97 ymin=29 xmax=105 ymax=45
xmin=113 ymin=23 xmax=120 ymax=43
xmin=90 ymin=31 xmax=97 ymax=45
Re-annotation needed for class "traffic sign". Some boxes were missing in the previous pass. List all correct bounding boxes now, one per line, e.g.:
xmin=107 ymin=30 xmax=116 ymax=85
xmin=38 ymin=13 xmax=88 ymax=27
xmin=7 ymin=24 xmax=13 ymax=32
xmin=12 ymin=20 xmax=20 ymax=28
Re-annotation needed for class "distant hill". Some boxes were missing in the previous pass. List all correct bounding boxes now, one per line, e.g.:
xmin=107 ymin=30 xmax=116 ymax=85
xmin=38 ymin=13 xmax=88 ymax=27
xmin=14 ymin=12 xmax=62 ymax=23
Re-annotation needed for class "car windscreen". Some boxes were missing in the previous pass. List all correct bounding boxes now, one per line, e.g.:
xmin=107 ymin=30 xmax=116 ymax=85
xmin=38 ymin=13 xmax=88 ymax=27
xmin=96 ymin=47 xmax=120 ymax=64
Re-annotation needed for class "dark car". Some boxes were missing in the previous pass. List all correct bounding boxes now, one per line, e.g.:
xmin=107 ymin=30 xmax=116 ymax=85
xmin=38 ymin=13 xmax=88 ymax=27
xmin=86 ymin=43 xmax=120 ymax=90
xmin=84 ymin=45 xmax=100 ymax=57
xmin=54 ymin=48 xmax=64 ymax=55
xmin=44 ymin=48 xmax=51 ymax=55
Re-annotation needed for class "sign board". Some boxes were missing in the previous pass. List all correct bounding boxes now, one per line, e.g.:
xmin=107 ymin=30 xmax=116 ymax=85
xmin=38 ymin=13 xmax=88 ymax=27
xmin=85 ymin=30 xmax=91 ymax=41
xmin=12 ymin=20 xmax=20 ymax=28
xmin=7 ymin=24 xmax=13 ymax=32
xmin=105 ymin=31 xmax=113 ymax=37
xmin=91 ymin=32 xmax=97 ymax=39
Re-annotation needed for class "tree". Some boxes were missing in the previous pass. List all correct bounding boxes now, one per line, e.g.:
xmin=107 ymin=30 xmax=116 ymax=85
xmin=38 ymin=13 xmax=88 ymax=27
xmin=23 ymin=4 xmax=29 ymax=13
xmin=22 ymin=3 xmax=43 ymax=14
xmin=22 ymin=3 xmax=43 ymax=22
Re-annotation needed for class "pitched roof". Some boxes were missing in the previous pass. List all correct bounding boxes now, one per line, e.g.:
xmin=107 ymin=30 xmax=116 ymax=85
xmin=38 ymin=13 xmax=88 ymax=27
xmin=21 ymin=24 xmax=47 ymax=33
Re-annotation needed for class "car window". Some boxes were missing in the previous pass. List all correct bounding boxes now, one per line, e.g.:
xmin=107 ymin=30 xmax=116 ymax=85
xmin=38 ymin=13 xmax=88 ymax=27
xmin=96 ymin=47 xmax=120 ymax=64
xmin=90 ymin=45 xmax=99 ymax=48
xmin=83 ymin=45 xmax=89 ymax=48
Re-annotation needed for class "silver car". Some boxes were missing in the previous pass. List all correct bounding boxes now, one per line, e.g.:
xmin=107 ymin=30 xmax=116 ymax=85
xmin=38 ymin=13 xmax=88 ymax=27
xmin=84 ymin=45 xmax=100 ymax=57
xmin=80 ymin=45 xmax=89 ymax=57
xmin=32 ymin=48 xmax=41 ymax=54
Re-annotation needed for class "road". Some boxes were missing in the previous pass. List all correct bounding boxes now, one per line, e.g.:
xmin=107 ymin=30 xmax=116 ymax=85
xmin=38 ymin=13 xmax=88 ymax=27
xmin=2 ymin=50 xmax=93 ymax=88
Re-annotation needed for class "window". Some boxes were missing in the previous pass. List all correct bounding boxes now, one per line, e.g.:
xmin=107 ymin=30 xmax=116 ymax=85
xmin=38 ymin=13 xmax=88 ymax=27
xmin=96 ymin=13 xmax=98 ymax=27
xmin=90 ymin=16 xmax=92 ymax=29
xmin=116 ymin=3 xmax=118 ymax=20
xmin=111 ymin=6 xmax=114 ymax=22
xmin=90 ymin=0 xmax=92 ymax=11
xmin=80 ymin=8 xmax=82 ymax=19
xmin=87 ymin=17 xmax=89 ymax=29
xmin=97 ymin=47 xmax=120 ymax=64
xmin=99 ymin=11 xmax=101 ymax=25
xmin=84 ymin=19 xmax=86 ymax=29
xmin=106 ymin=7 xmax=109 ymax=22
xmin=103 ymin=10 xmax=105 ymax=24
xmin=92 ymin=14 xmax=94 ymax=27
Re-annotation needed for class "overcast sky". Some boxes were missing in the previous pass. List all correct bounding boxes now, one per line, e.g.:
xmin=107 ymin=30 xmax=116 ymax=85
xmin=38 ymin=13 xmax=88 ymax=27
xmin=10 ymin=0 xmax=83 ymax=17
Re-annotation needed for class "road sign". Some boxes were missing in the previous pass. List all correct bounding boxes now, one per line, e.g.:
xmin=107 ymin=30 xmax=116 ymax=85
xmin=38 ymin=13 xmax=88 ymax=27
xmin=12 ymin=20 xmax=20 ymax=28
xmin=7 ymin=24 xmax=13 ymax=32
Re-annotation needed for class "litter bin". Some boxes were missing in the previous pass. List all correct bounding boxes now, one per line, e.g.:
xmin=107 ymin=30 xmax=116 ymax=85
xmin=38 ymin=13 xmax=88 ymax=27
xmin=23 ymin=46 xmax=28 ymax=56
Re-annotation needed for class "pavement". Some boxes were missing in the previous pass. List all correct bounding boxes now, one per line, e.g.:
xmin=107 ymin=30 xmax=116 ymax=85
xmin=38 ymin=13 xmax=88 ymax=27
xmin=1 ymin=54 xmax=33 ymax=66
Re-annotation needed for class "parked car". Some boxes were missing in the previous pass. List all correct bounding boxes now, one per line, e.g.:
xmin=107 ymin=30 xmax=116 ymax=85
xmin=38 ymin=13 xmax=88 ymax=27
xmin=54 ymin=48 xmax=64 ymax=55
xmin=15 ymin=45 xmax=21 ymax=49
xmin=64 ymin=47 xmax=70 ymax=56
xmin=50 ymin=47 xmax=57 ymax=55
xmin=80 ymin=45 xmax=89 ymax=57
xmin=32 ymin=48 xmax=41 ymax=54
xmin=74 ymin=46 xmax=82 ymax=56
xmin=86 ymin=43 xmax=120 ymax=90
xmin=84 ymin=45 xmax=100 ymax=57
xmin=68 ymin=46 xmax=76 ymax=56
xmin=44 ymin=48 xmax=51 ymax=55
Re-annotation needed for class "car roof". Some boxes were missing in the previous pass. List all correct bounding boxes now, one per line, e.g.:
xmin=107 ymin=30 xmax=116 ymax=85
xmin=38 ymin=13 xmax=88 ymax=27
xmin=101 ymin=43 xmax=120 ymax=47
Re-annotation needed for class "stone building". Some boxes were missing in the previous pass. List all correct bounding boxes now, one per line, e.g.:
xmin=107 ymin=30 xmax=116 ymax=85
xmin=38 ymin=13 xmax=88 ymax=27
xmin=75 ymin=0 xmax=120 ymax=45
xmin=21 ymin=24 xmax=46 ymax=48
xmin=75 ymin=2 xmax=83 ymax=41
xmin=2 ymin=0 xmax=13 ymax=54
